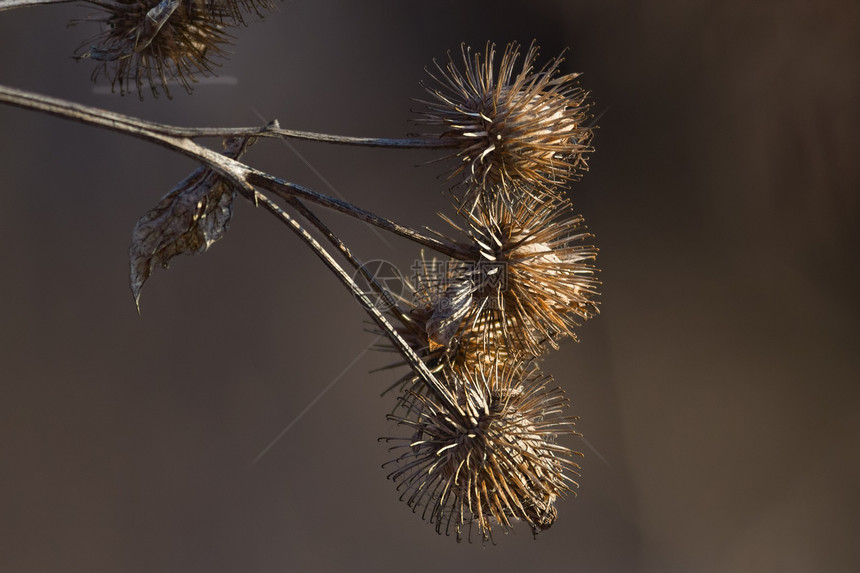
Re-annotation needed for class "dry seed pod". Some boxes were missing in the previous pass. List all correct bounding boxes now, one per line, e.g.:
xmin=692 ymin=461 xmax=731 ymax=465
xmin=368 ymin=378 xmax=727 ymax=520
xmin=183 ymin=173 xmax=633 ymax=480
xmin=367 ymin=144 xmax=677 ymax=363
xmin=430 ymin=194 xmax=600 ymax=357
xmin=75 ymin=0 xmax=276 ymax=98
xmin=76 ymin=0 xmax=229 ymax=97
xmin=383 ymin=359 xmax=581 ymax=542
xmin=416 ymin=41 xmax=592 ymax=207
xmin=376 ymin=256 xmax=507 ymax=398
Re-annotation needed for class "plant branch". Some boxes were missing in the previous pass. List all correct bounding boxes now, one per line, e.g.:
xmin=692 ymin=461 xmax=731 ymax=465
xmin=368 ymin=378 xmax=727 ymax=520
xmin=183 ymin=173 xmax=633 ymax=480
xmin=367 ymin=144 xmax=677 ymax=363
xmin=248 ymin=173 xmax=474 ymax=260
xmin=285 ymin=197 xmax=410 ymax=327
xmin=253 ymin=191 xmax=461 ymax=415
xmin=0 ymin=85 xmax=465 ymax=406
xmin=0 ymin=85 xmax=453 ymax=148
xmin=264 ymin=128 xmax=452 ymax=149
xmin=0 ymin=0 xmax=75 ymax=11
xmin=0 ymin=84 xmax=190 ymax=146
xmin=0 ymin=84 xmax=475 ymax=260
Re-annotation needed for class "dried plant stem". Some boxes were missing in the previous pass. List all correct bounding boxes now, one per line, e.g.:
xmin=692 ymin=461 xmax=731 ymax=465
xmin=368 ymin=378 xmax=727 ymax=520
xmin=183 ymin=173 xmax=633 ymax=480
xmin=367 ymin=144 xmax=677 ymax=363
xmin=249 ymin=174 xmax=475 ymax=260
xmin=285 ymin=197 xmax=410 ymax=327
xmin=284 ymin=197 xmax=458 ymax=404
xmin=0 ymin=0 xmax=75 ymax=11
xmin=0 ymin=81 xmax=469 ymax=413
xmin=0 ymin=86 xmax=451 ymax=148
xmin=254 ymin=192 xmax=462 ymax=414
xmin=256 ymin=129 xmax=449 ymax=149
xmin=0 ymin=84 xmax=474 ymax=260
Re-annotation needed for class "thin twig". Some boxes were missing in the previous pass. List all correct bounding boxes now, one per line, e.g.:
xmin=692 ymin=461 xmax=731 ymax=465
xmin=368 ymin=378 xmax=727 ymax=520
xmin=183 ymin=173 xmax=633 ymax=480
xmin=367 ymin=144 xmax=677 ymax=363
xmin=0 ymin=82 xmax=467 ymax=408
xmin=286 ymin=198 xmax=447 ymax=402
xmin=253 ymin=191 xmax=461 ymax=415
xmin=0 ymin=0 xmax=75 ymax=11
xmin=0 ymin=84 xmax=475 ymax=260
xmin=285 ymin=197 xmax=410 ymax=327
xmin=249 ymin=173 xmax=475 ymax=261
xmin=265 ymin=128 xmax=451 ymax=149
xmin=0 ymin=85 xmax=453 ymax=148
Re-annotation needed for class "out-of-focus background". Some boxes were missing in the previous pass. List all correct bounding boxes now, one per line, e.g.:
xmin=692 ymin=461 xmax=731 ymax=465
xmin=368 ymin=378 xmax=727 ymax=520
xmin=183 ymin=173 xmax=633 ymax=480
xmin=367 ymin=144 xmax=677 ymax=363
xmin=1 ymin=1 xmax=857 ymax=571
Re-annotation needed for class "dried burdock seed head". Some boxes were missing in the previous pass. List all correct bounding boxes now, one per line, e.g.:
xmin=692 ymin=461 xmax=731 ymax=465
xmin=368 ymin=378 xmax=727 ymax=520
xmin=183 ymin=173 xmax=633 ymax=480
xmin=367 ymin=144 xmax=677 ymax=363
xmin=74 ymin=0 xmax=256 ymax=98
xmin=416 ymin=41 xmax=593 ymax=206
xmin=377 ymin=259 xmax=514 ymax=397
xmin=422 ymin=193 xmax=600 ymax=358
xmin=383 ymin=359 xmax=582 ymax=542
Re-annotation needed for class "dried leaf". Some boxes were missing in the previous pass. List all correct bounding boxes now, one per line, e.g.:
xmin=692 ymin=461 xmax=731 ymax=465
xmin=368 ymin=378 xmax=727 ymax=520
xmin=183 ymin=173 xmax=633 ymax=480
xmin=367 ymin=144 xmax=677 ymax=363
xmin=426 ymin=279 xmax=473 ymax=350
xmin=129 ymin=136 xmax=254 ymax=309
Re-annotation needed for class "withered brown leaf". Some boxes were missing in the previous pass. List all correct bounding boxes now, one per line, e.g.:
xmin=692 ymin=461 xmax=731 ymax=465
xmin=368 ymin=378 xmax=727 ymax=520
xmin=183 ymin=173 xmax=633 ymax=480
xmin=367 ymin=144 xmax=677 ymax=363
xmin=129 ymin=136 xmax=254 ymax=309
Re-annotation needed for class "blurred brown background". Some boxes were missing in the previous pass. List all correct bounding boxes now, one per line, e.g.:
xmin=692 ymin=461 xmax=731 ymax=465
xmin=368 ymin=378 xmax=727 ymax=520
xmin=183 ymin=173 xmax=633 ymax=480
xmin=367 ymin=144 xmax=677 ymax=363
xmin=1 ymin=1 xmax=858 ymax=571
